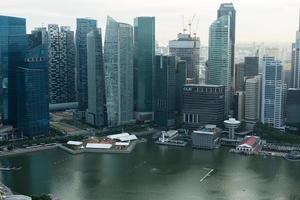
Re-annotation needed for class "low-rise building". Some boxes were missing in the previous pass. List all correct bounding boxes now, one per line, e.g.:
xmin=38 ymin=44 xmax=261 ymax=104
xmin=191 ymin=125 xmax=221 ymax=149
xmin=236 ymin=136 xmax=261 ymax=153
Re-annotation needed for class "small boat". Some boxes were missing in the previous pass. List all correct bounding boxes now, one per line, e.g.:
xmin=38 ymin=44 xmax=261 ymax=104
xmin=285 ymin=151 xmax=300 ymax=162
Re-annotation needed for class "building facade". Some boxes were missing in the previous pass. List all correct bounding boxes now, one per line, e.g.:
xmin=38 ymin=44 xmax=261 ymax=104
xmin=182 ymin=84 xmax=225 ymax=129
xmin=235 ymin=63 xmax=245 ymax=91
xmin=133 ymin=17 xmax=155 ymax=121
xmin=169 ymin=33 xmax=200 ymax=83
xmin=76 ymin=18 xmax=97 ymax=111
xmin=86 ymin=28 xmax=106 ymax=127
xmin=244 ymin=56 xmax=259 ymax=77
xmin=208 ymin=15 xmax=232 ymax=116
xmin=104 ymin=16 xmax=134 ymax=127
xmin=286 ymin=88 xmax=300 ymax=131
xmin=261 ymin=56 xmax=284 ymax=129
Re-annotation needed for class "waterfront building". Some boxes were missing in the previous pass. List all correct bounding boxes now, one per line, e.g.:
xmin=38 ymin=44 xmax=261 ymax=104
xmin=85 ymin=28 xmax=106 ymax=127
xmin=218 ymin=3 xmax=236 ymax=79
xmin=291 ymin=13 xmax=300 ymax=88
xmin=234 ymin=63 xmax=245 ymax=91
xmin=182 ymin=84 xmax=225 ymax=129
xmin=244 ymin=56 xmax=259 ymax=77
xmin=154 ymin=55 xmax=176 ymax=127
xmin=286 ymin=88 xmax=300 ymax=131
xmin=76 ymin=18 xmax=97 ymax=111
xmin=169 ymin=33 xmax=200 ymax=83
xmin=236 ymin=136 xmax=261 ymax=153
xmin=16 ymin=29 xmax=49 ymax=137
xmin=224 ymin=118 xmax=240 ymax=139
xmin=207 ymin=15 xmax=232 ymax=116
xmin=261 ymin=56 xmax=284 ymax=129
xmin=104 ymin=16 xmax=134 ymax=127
xmin=0 ymin=16 xmax=27 ymax=126
xmin=133 ymin=17 xmax=155 ymax=121
xmin=244 ymin=75 xmax=261 ymax=129
xmin=192 ymin=125 xmax=221 ymax=149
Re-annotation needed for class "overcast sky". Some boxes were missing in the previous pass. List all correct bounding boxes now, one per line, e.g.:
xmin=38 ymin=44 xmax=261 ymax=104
xmin=0 ymin=0 xmax=299 ymax=45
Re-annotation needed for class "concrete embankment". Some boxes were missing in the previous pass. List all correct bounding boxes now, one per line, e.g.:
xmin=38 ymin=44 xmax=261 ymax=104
xmin=0 ymin=144 xmax=59 ymax=157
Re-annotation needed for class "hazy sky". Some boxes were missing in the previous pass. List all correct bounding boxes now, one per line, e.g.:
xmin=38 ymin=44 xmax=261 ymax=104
xmin=0 ymin=0 xmax=299 ymax=45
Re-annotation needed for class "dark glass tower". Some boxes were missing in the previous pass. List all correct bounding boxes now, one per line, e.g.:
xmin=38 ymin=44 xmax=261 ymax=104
xmin=134 ymin=17 xmax=155 ymax=121
xmin=76 ymin=18 xmax=97 ymax=111
xmin=0 ymin=16 xmax=27 ymax=125
xmin=244 ymin=56 xmax=259 ymax=77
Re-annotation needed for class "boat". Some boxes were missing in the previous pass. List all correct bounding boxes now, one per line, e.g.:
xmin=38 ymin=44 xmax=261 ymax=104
xmin=285 ymin=151 xmax=300 ymax=161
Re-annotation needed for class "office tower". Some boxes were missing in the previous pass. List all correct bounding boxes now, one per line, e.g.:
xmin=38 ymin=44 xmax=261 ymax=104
xmin=0 ymin=16 xmax=27 ymax=125
xmin=235 ymin=63 xmax=245 ymax=91
xmin=175 ymin=59 xmax=187 ymax=116
xmin=207 ymin=15 xmax=232 ymax=116
xmin=218 ymin=3 xmax=236 ymax=78
xmin=198 ymin=64 xmax=206 ymax=84
xmin=182 ymin=84 xmax=225 ymax=129
xmin=133 ymin=17 xmax=155 ymax=121
xmin=291 ymin=13 xmax=300 ymax=88
xmin=48 ymin=25 xmax=76 ymax=104
xmin=104 ymin=16 xmax=134 ymax=127
xmin=286 ymin=88 xmax=300 ymax=131
xmin=261 ymin=57 xmax=284 ymax=129
xmin=85 ymin=28 xmax=106 ymax=127
xmin=244 ymin=56 xmax=259 ymax=77
xmin=244 ymin=75 xmax=261 ymax=129
xmin=154 ymin=55 xmax=176 ymax=127
xmin=60 ymin=26 xmax=76 ymax=103
xmin=76 ymin=18 xmax=97 ymax=111
xmin=169 ymin=33 xmax=200 ymax=83
xmin=233 ymin=91 xmax=244 ymax=121
xmin=16 ymin=30 xmax=49 ymax=137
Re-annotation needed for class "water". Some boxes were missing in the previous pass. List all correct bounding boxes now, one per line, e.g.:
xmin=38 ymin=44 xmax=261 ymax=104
xmin=1 ymin=141 xmax=300 ymax=200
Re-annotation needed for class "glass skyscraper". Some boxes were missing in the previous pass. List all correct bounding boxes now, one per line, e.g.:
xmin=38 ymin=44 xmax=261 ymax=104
xmin=208 ymin=15 xmax=232 ymax=116
xmin=76 ymin=18 xmax=97 ymax=111
xmin=0 ymin=16 xmax=27 ymax=125
xmin=104 ymin=16 xmax=134 ymax=127
xmin=291 ymin=13 xmax=300 ymax=88
xmin=133 ymin=16 xmax=155 ymax=121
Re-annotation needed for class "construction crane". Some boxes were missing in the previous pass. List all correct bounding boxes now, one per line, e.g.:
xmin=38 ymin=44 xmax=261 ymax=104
xmin=188 ymin=14 xmax=196 ymax=36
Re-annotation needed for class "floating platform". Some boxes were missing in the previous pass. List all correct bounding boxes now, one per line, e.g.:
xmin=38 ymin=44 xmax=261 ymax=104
xmin=155 ymin=140 xmax=187 ymax=147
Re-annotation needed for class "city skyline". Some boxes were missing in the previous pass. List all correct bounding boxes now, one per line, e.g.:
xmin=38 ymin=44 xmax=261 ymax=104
xmin=0 ymin=0 xmax=299 ymax=45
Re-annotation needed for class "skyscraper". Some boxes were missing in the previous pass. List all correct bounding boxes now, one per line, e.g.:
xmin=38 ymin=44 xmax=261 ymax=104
xmin=244 ymin=56 xmax=259 ymax=77
xmin=208 ymin=15 xmax=232 ymax=116
xmin=169 ymin=33 xmax=200 ymax=83
xmin=0 ymin=16 xmax=27 ymax=125
xmin=133 ymin=17 xmax=155 ymax=121
xmin=291 ymin=12 xmax=300 ymax=88
xmin=261 ymin=56 xmax=284 ymax=129
xmin=234 ymin=63 xmax=245 ymax=91
xmin=154 ymin=55 xmax=176 ymax=128
xmin=218 ymin=3 xmax=236 ymax=78
xmin=16 ymin=30 xmax=49 ymax=137
xmin=104 ymin=16 xmax=134 ymax=127
xmin=286 ymin=88 xmax=300 ymax=131
xmin=76 ymin=18 xmax=97 ymax=111
xmin=86 ymin=28 xmax=106 ymax=127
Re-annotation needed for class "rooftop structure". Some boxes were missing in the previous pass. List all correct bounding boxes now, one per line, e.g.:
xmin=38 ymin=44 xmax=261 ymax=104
xmin=86 ymin=143 xmax=112 ymax=149
xmin=67 ymin=141 xmax=83 ymax=146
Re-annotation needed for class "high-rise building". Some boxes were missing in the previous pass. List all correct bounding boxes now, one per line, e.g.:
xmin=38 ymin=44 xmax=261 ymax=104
xmin=244 ymin=75 xmax=261 ymax=129
xmin=48 ymin=25 xmax=76 ymax=104
xmin=182 ymin=84 xmax=225 ymax=129
xmin=104 ymin=16 xmax=134 ymax=127
xmin=235 ymin=63 xmax=245 ymax=91
xmin=76 ymin=18 xmax=97 ymax=111
xmin=16 ymin=30 xmax=49 ymax=137
xmin=233 ymin=91 xmax=244 ymax=121
xmin=175 ymin=59 xmax=187 ymax=116
xmin=244 ymin=56 xmax=259 ymax=77
xmin=169 ymin=33 xmax=200 ymax=83
xmin=286 ymin=88 xmax=300 ymax=131
xmin=85 ymin=28 xmax=106 ymax=127
xmin=133 ymin=17 xmax=155 ymax=121
xmin=154 ymin=55 xmax=176 ymax=127
xmin=291 ymin=13 xmax=300 ymax=88
xmin=218 ymin=3 xmax=236 ymax=78
xmin=261 ymin=56 xmax=284 ymax=129
xmin=208 ymin=15 xmax=232 ymax=116
xmin=0 ymin=16 xmax=27 ymax=126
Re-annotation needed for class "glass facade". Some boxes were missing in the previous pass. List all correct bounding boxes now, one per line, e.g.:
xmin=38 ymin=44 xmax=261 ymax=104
xmin=134 ymin=17 xmax=155 ymax=119
xmin=0 ymin=16 xmax=27 ymax=125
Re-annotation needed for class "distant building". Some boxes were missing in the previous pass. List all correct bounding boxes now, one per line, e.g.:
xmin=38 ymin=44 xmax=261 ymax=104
xmin=169 ymin=33 xmax=200 ymax=83
xmin=85 ymin=28 xmax=106 ymax=127
xmin=291 ymin=13 xmax=300 ymax=89
xmin=192 ymin=125 xmax=221 ymax=149
xmin=208 ymin=15 xmax=232 ymax=116
xmin=154 ymin=55 xmax=176 ymax=127
xmin=233 ymin=91 xmax=244 ymax=121
xmin=104 ymin=16 xmax=134 ymax=127
xmin=134 ymin=17 xmax=155 ymax=121
xmin=175 ymin=59 xmax=187 ymax=116
xmin=244 ymin=75 xmax=261 ymax=129
xmin=261 ymin=56 xmax=284 ymax=129
xmin=244 ymin=56 xmax=259 ymax=77
xmin=182 ymin=84 xmax=225 ymax=129
xmin=76 ymin=18 xmax=97 ymax=111
xmin=286 ymin=88 xmax=300 ymax=131
xmin=235 ymin=63 xmax=245 ymax=91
